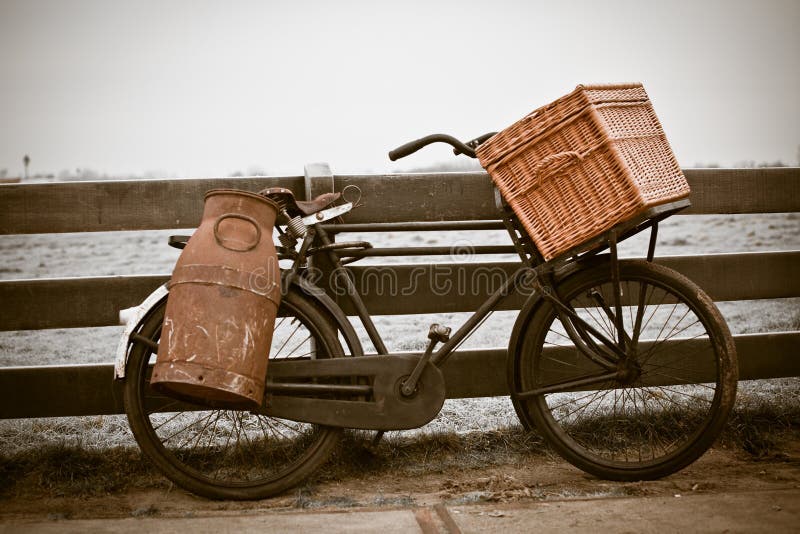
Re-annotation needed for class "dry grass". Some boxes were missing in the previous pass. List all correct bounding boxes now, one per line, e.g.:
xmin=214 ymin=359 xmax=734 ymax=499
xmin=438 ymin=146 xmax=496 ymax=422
xmin=1 ymin=385 xmax=797 ymax=500
xmin=726 ymin=379 xmax=800 ymax=459
xmin=0 ymin=415 xmax=164 ymax=498
xmin=331 ymin=426 xmax=550 ymax=480
xmin=0 ymin=443 xmax=164 ymax=498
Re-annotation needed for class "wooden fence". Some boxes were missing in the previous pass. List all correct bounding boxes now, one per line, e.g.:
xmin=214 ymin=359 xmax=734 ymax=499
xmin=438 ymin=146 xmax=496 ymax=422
xmin=0 ymin=166 xmax=798 ymax=418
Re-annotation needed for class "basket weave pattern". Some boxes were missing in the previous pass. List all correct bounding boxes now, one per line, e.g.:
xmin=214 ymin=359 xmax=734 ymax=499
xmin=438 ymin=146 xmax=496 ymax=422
xmin=477 ymin=83 xmax=689 ymax=260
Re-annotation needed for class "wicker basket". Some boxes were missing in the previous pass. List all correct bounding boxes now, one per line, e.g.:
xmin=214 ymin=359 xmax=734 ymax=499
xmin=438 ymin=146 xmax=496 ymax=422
xmin=476 ymin=83 xmax=689 ymax=260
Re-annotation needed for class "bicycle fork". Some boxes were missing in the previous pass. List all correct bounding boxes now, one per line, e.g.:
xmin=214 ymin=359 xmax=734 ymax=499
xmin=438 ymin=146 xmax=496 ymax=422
xmin=518 ymin=233 xmax=639 ymax=399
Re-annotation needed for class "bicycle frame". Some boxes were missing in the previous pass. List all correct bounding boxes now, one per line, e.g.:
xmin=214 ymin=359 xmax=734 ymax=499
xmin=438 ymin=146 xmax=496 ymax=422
xmin=129 ymin=191 xmax=692 ymax=429
xmin=286 ymin=197 xmax=691 ymax=403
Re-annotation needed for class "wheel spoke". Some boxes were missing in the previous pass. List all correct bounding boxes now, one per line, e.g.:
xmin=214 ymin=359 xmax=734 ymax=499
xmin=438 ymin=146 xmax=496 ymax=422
xmin=284 ymin=334 xmax=313 ymax=359
xmin=273 ymin=320 xmax=304 ymax=358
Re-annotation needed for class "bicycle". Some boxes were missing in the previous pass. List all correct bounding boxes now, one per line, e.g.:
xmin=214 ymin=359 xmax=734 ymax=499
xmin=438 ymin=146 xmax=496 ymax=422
xmin=114 ymin=133 xmax=738 ymax=500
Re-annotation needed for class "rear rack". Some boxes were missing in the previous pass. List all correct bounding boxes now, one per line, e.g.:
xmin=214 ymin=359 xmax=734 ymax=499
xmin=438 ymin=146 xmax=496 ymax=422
xmin=504 ymin=198 xmax=691 ymax=275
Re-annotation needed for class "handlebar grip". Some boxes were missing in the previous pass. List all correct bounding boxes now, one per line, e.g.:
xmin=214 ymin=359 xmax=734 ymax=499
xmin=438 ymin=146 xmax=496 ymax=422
xmin=388 ymin=136 xmax=435 ymax=161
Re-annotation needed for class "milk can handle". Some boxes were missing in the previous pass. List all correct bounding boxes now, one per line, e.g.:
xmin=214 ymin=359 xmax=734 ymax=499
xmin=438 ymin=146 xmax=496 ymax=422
xmin=213 ymin=213 xmax=262 ymax=252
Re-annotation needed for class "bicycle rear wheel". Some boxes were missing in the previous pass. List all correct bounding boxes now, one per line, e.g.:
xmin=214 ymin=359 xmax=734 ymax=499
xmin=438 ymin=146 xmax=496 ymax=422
xmin=511 ymin=260 xmax=737 ymax=481
xmin=123 ymin=288 xmax=344 ymax=500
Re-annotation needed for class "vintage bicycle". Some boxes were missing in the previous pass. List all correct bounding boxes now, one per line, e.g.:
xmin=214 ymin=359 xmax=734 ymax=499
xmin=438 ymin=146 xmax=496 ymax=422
xmin=114 ymin=132 xmax=737 ymax=500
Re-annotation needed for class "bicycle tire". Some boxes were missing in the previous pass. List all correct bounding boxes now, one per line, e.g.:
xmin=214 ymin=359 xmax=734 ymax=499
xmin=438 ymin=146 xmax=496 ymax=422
xmin=124 ymin=287 xmax=345 ymax=500
xmin=511 ymin=259 xmax=737 ymax=481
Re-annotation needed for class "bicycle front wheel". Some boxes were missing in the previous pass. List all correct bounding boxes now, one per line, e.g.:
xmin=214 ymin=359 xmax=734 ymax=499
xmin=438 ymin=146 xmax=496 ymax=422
xmin=511 ymin=260 xmax=737 ymax=481
xmin=123 ymin=288 xmax=345 ymax=500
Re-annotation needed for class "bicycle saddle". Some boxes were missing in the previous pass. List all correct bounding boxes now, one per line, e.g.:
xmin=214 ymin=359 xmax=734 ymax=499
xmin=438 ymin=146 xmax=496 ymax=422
xmin=259 ymin=187 xmax=341 ymax=218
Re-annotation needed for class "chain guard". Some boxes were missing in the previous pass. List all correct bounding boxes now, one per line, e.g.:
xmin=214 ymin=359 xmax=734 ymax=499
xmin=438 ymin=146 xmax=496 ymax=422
xmin=260 ymin=354 xmax=446 ymax=430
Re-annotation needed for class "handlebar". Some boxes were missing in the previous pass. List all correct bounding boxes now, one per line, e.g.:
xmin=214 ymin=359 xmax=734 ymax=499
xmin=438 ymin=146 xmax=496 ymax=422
xmin=453 ymin=132 xmax=497 ymax=156
xmin=388 ymin=132 xmax=496 ymax=161
xmin=389 ymin=134 xmax=475 ymax=161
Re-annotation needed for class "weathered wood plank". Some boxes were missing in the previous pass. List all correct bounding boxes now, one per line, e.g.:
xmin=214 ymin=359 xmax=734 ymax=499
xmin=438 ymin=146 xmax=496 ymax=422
xmin=440 ymin=331 xmax=800 ymax=398
xmin=337 ymin=251 xmax=800 ymax=314
xmin=0 ymin=275 xmax=167 ymax=331
xmin=2 ymin=251 xmax=798 ymax=330
xmin=338 ymin=168 xmax=800 ymax=223
xmin=0 ymin=176 xmax=304 ymax=234
xmin=0 ymin=364 xmax=125 ymax=418
xmin=682 ymin=167 xmax=800 ymax=214
xmin=1 ymin=168 xmax=797 ymax=234
xmin=657 ymin=251 xmax=800 ymax=301
xmin=1 ymin=332 xmax=796 ymax=418
xmin=334 ymin=172 xmax=497 ymax=224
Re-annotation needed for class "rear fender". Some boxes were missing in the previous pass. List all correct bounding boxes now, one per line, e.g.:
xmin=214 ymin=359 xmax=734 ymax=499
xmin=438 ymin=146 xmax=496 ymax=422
xmin=289 ymin=274 xmax=364 ymax=358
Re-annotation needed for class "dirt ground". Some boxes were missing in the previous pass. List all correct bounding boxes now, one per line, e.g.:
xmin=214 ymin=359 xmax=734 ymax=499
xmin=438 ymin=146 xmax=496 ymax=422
xmin=1 ymin=435 xmax=798 ymax=524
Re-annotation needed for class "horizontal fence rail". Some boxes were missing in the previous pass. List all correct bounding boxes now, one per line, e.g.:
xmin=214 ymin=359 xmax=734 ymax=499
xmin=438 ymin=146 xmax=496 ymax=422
xmin=0 ymin=166 xmax=798 ymax=418
xmin=0 ymin=332 xmax=797 ymax=419
xmin=2 ymin=251 xmax=798 ymax=331
xmin=1 ymin=168 xmax=799 ymax=235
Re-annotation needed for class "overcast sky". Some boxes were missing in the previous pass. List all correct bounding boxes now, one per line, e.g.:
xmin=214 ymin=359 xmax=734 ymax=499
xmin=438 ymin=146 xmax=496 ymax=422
xmin=0 ymin=0 xmax=798 ymax=178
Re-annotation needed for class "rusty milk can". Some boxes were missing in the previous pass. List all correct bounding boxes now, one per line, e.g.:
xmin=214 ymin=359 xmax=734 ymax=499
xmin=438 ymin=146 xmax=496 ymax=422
xmin=151 ymin=189 xmax=282 ymax=408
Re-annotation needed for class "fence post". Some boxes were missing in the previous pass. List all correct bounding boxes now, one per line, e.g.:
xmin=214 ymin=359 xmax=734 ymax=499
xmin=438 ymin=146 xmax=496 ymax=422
xmin=303 ymin=162 xmax=337 ymax=287
xmin=304 ymin=162 xmax=335 ymax=201
xmin=303 ymin=163 xmax=340 ymax=354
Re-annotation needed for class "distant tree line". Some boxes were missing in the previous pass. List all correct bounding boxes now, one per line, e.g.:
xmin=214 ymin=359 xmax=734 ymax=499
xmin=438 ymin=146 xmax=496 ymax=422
xmin=4 ymin=145 xmax=798 ymax=182
xmin=395 ymin=160 xmax=484 ymax=173
xmin=693 ymin=160 xmax=789 ymax=168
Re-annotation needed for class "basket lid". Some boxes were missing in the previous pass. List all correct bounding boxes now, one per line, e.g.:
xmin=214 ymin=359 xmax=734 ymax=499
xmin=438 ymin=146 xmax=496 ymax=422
xmin=477 ymin=83 xmax=649 ymax=169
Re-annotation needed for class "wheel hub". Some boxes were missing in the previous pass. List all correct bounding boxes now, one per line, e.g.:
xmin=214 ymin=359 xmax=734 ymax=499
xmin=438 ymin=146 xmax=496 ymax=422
xmin=616 ymin=357 xmax=642 ymax=384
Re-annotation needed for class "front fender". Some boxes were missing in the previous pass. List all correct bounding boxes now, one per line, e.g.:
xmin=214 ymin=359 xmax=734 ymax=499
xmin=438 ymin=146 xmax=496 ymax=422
xmin=114 ymin=272 xmax=364 ymax=380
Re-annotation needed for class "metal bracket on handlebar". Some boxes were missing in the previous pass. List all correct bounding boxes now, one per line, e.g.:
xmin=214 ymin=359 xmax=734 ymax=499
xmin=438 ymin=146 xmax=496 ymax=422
xmin=453 ymin=132 xmax=498 ymax=156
